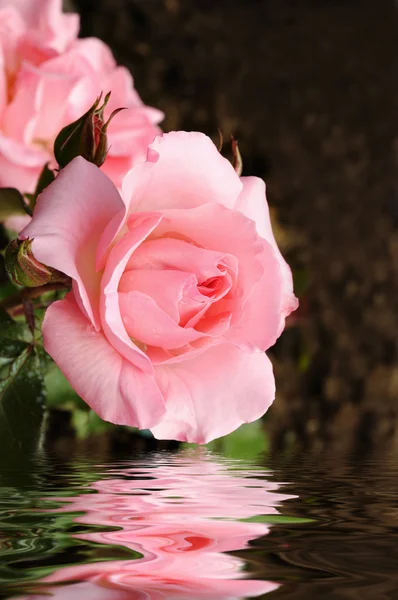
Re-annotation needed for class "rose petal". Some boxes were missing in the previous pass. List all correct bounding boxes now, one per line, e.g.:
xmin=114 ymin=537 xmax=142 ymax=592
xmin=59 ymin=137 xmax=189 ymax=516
xmin=124 ymin=236 xmax=237 ymax=331
xmin=119 ymin=290 xmax=203 ymax=349
xmin=151 ymin=346 xmax=275 ymax=444
xmin=16 ymin=35 xmax=58 ymax=67
xmin=70 ymin=37 xmax=116 ymax=73
xmin=21 ymin=157 xmax=124 ymax=330
xmin=224 ymin=239 xmax=286 ymax=352
xmin=1 ymin=63 xmax=41 ymax=143
xmin=2 ymin=0 xmax=79 ymax=52
xmin=0 ymin=132 xmax=44 ymax=192
xmin=100 ymin=213 xmax=163 ymax=373
xmin=235 ymin=176 xmax=298 ymax=325
xmin=96 ymin=164 xmax=156 ymax=272
xmin=152 ymin=203 xmax=265 ymax=325
xmin=126 ymin=237 xmax=237 ymax=284
xmin=125 ymin=131 xmax=242 ymax=212
xmin=119 ymin=269 xmax=196 ymax=322
xmin=43 ymin=296 xmax=165 ymax=429
xmin=0 ymin=47 xmax=7 ymax=119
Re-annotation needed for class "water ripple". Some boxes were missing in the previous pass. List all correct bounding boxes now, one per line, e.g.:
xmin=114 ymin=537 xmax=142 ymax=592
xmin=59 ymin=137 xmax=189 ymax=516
xmin=0 ymin=449 xmax=294 ymax=599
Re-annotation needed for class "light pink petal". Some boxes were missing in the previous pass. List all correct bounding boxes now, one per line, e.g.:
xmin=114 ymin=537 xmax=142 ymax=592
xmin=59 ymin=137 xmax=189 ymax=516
xmin=119 ymin=290 xmax=203 ymax=349
xmin=127 ymin=131 xmax=242 ymax=212
xmin=224 ymin=239 xmax=285 ymax=352
xmin=119 ymin=269 xmax=196 ymax=321
xmin=21 ymin=157 xmax=124 ymax=330
xmin=235 ymin=177 xmax=298 ymax=324
xmin=0 ymin=133 xmax=45 ymax=192
xmin=3 ymin=54 xmax=93 ymax=144
xmin=103 ymin=116 xmax=160 ymax=189
xmin=142 ymin=105 xmax=164 ymax=125
xmin=0 ymin=131 xmax=47 ymax=166
xmin=24 ymin=62 xmax=79 ymax=141
xmin=131 ymin=204 xmax=282 ymax=351
xmin=33 ymin=46 xmax=101 ymax=139
xmin=124 ymin=236 xmax=238 ymax=332
xmin=100 ymin=213 xmax=163 ymax=373
xmin=126 ymin=237 xmax=236 ymax=283
xmin=96 ymin=162 xmax=156 ymax=271
xmin=0 ymin=5 xmax=25 ymax=40
xmin=100 ymin=65 xmax=163 ymax=125
xmin=0 ymin=46 xmax=6 ymax=119
xmin=235 ymin=177 xmax=271 ymax=240
xmin=43 ymin=296 xmax=165 ymax=429
xmin=151 ymin=346 xmax=275 ymax=444
xmin=0 ymin=7 xmax=25 ymax=80
xmin=102 ymin=155 xmax=136 ymax=192
xmin=107 ymin=110 xmax=161 ymax=156
xmin=31 ymin=45 xmax=106 ymax=131
xmin=70 ymin=37 xmax=116 ymax=73
xmin=2 ymin=0 xmax=80 ymax=52
xmin=1 ymin=63 xmax=40 ymax=142
xmin=39 ymin=0 xmax=80 ymax=52
xmin=15 ymin=35 xmax=58 ymax=67
xmin=153 ymin=204 xmax=265 ymax=325
xmin=64 ymin=65 xmax=161 ymax=173
xmin=102 ymin=65 xmax=141 ymax=110
xmin=101 ymin=111 xmax=161 ymax=190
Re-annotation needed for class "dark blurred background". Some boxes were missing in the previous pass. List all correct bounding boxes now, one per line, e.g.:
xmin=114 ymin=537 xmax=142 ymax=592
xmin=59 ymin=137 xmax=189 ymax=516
xmin=73 ymin=0 xmax=398 ymax=454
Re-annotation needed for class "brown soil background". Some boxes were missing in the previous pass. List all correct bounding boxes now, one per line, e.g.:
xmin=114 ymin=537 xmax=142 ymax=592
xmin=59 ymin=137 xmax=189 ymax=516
xmin=75 ymin=0 xmax=398 ymax=453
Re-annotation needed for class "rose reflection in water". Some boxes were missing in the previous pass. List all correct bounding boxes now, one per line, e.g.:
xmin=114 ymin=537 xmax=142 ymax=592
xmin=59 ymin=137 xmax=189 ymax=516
xmin=21 ymin=451 xmax=293 ymax=599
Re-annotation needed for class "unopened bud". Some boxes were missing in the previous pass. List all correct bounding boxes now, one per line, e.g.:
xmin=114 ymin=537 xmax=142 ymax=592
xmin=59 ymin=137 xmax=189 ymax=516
xmin=5 ymin=239 xmax=68 ymax=288
xmin=53 ymin=92 xmax=125 ymax=169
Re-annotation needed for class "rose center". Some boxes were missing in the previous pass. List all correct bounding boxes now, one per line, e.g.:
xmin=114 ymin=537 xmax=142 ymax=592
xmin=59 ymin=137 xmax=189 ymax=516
xmin=197 ymin=276 xmax=222 ymax=298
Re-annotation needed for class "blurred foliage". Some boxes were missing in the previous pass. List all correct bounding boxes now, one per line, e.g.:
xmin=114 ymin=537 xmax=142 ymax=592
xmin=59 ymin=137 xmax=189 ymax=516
xmin=0 ymin=309 xmax=46 ymax=453
xmin=183 ymin=420 xmax=269 ymax=459
xmin=71 ymin=409 xmax=114 ymax=440
xmin=45 ymin=364 xmax=88 ymax=411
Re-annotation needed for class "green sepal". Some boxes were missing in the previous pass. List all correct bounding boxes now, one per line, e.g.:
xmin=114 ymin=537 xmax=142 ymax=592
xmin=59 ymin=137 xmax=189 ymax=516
xmin=5 ymin=239 xmax=68 ymax=288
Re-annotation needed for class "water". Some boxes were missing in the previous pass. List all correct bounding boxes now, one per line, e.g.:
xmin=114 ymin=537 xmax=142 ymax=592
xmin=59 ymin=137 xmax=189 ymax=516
xmin=1 ymin=447 xmax=398 ymax=599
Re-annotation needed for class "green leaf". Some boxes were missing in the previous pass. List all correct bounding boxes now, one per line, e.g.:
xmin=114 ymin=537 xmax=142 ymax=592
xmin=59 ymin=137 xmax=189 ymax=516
xmin=0 ymin=188 xmax=30 ymax=219
xmin=0 ymin=310 xmax=45 ymax=452
xmin=0 ymin=308 xmax=31 ymax=343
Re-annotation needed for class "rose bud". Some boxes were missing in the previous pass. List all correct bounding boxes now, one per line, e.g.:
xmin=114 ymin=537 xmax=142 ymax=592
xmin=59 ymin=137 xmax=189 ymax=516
xmin=5 ymin=239 xmax=68 ymax=288
xmin=54 ymin=92 xmax=125 ymax=169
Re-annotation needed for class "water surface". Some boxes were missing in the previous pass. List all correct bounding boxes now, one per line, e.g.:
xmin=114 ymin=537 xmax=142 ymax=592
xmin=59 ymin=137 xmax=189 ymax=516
xmin=1 ymin=447 xmax=398 ymax=599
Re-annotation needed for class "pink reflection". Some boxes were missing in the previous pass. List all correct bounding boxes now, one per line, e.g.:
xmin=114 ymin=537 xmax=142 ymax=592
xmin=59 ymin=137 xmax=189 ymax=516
xmin=20 ymin=451 xmax=293 ymax=599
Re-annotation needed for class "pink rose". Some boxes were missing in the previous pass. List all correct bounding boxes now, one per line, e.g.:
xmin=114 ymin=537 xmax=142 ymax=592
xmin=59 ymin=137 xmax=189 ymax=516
xmin=21 ymin=131 xmax=298 ymax=443
xmin=0 ymin=0 xmax=162 ymax=202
